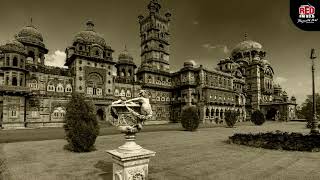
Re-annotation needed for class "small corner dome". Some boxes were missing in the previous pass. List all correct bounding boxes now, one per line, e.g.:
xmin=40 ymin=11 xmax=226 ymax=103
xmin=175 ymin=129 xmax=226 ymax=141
xmin=0 ymin=39 xmax=25 ymax=54
xmin=282 ymin=91 xmax=288 ymax=96
xmin=232 ymin=40 xmax=263 ymax=55
xmin=118 ymin=47 xmax=133 ymax=61
xmin=16 ymin=25 xmax=45 ymax=48
xmin=184 ymin=60 xmax=196 ymax=67
xmin=291 ymin=96 xmax=296 ymax=101
xmin=73 ymin=20 xmax=107 ymax=48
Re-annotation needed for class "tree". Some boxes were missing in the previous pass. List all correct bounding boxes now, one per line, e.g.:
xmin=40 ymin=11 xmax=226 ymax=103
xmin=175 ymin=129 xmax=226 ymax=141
xmin=64 ymin=93 xmax=99 ymax=152
xmin=251 ymin=110 xmax=265 ymax=126
xmin=298 ymin=94 xmax=320 ymax=128
xmin=181 ymin=105 xmax=200 ymax=131
xmin=225 ymin=110 xmax=239 ymax=128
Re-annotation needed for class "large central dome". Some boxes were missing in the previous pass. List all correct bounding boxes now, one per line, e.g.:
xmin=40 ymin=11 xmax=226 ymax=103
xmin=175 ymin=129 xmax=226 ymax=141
xmin=72 ymin=20 xmax=107 ymax=48
xmin=16 ymin=25 xmax=45 ymax=48
xmin=232 ymin=40 xmax=263 ymax=54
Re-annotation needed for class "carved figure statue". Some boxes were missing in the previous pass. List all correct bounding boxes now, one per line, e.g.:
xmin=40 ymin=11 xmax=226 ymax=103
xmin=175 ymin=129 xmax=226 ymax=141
xmin=110 ymin=90 xmax=153 ymax=133
xmin=125 ymin=90 xmax=153 ymax=131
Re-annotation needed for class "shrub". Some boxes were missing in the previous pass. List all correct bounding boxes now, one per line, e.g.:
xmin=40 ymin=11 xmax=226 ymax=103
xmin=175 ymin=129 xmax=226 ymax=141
xmin=251 ymin=110 xmax=265 ymax=126
xmin=181 ymin=105 xmax=200 ymax=131
xmin=228 ymin=131 xmax=320 ymax=152
xmin=225 ymin=110 xmax=239 ymax=128
xmin=64 ymin=93 xmax=99 ymax=152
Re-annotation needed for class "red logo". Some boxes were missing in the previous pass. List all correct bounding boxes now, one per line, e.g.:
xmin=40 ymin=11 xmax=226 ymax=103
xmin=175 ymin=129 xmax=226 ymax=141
xmin=299 ymin=5 xmax=315 ymax=18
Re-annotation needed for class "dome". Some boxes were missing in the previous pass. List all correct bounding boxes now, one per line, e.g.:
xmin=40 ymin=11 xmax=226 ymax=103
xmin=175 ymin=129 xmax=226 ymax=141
xmin=16 ymin=25 xmax=45 ymax=48
xmin=232 ymin=40 xmax=263 ymax=54
xmin=118 ymin=47 xmax=133 ymax=61
xmin=0 ymin=39 xmax=26 ymax=54
xmin=117 ymin=47 xmax=136 ymax=67
xmin=73 ymin=20 xmax=107 ymax=48
xmin=184 ymin=60 xmax=194 ymax=67
xmin=282 ymin=91 xmax=288 ymax=96
xmin=262 ymin=59 xmax=270 ymax=65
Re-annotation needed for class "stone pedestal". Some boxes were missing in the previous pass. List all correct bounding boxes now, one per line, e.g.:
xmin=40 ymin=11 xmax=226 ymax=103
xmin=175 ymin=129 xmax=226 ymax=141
xmin=107 ymin=132 xmax=156 ymax=180
xmin=107 ymin=148 xmax=155 ymax=180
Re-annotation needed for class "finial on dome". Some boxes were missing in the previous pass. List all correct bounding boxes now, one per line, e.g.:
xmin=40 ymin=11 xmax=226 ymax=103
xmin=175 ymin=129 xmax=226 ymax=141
xmin=86 ymin=20 xmax=95 ymax=31
xmin=244 ymin=32 xmax=248 ymax=41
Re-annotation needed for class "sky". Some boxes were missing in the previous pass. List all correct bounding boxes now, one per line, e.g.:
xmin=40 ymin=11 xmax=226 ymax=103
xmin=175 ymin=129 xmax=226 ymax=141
xmin=0 ymin=0 xmax=319 ymax=105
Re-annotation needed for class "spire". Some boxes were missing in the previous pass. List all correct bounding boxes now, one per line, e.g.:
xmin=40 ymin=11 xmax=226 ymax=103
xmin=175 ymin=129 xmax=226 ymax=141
xmin=28 ymin=17 xmax=36 ymax=28
xmin=148 ymin=0 xmax=161 ymax=13
xmin=244 ymin=32 xmax=248 ymax=41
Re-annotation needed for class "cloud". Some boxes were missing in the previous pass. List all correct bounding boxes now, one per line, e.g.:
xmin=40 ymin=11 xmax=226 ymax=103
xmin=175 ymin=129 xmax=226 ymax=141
xmin=44 ymin=50 xmax=67 ymax=67
xmin=274 ymin=76 xmax=288 ymax=85
xmin=192 ymin=20 xmax=199 ymax=25
xmin=202 ymin=43 xmax=229 ymax=54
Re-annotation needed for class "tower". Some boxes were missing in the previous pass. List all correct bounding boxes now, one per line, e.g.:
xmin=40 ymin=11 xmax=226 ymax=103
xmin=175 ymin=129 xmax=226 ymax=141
xmin=65 ymin=20 xmax=115 ymax=97
xmin=138 ymin=0 xmax=171 ymax=72
xmin=15 ymin=21 xmax=48 ymax=66
xmin=136 ymin=0 xmax=173 ymax=123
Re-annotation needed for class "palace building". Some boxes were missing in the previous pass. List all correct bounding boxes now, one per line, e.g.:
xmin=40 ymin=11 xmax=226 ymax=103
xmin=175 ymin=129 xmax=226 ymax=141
xmin=0 ymin=0 xmax=296 ymax=128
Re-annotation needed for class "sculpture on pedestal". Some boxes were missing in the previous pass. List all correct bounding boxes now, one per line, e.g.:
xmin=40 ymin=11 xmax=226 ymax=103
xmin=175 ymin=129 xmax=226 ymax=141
xmin=108 ymin=90 xmax=156 ymax=180
xmin=110 ymin=90 xmax=153 ymax=153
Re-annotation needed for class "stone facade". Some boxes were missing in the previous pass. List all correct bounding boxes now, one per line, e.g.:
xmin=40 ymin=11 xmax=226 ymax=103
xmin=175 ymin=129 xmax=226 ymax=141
xmin=0 ymin=0 xmax=297 ymax=128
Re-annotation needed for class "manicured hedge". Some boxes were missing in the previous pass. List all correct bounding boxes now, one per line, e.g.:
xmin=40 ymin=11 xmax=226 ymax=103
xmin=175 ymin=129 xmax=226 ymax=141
xmin=228 ymin=131 xmax=320 ymax=152
xmin=181 ymin=105 xmax=200 ymax=131
xmin=225 ymin=110 xmax=239 ymax=128
xmin=64 ymin=93 xmax=99 ymax=152
xmin=251 ymin=110 xmax=265 ymax=126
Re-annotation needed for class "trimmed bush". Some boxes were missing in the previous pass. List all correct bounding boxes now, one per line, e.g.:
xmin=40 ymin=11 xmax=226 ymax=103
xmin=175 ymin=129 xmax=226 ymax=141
xmin=228 ymin=131 xmax=320 ymax=152
xmin=251 ymin=110 xmax=265 ymax=126
xmin=181 ymin=105 xmax=200 ymax=131
xmin=225 ymin=110 xmax=239 ymax=128
xmin=64 ymin=93 xmax=99 ymax=152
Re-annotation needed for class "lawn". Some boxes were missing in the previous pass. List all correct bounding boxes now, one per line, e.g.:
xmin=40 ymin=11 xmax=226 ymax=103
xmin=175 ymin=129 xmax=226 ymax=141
xmin=0 ymin=122 xmax=228 ymax=143
xmin=1 ymin=121 xmax=320 ymax=180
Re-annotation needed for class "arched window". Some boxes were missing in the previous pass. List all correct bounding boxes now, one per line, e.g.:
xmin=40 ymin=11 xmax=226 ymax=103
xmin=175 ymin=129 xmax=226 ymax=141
xmin=96 ymin=88 xmax=102 ymax=96
xmin=128 ymin=69 xmax=132 ymax=77
xmin=56 ymin=83 xmax=64 ymax=92
xmin=65 ymin=84 xmax=72 ymax=93
xmin=28 ymin=51 xmax=35 ymax=62
xmin=6 ymin=57 xmax=10 ymax=66
xmin=20 ymin=75 xmax=24 ymax=86
xmin=206 ymin=108 xmax=209 ymax=117
xmin=159 ymin=44 xmax=164 ymax=49
xmin=120 ymin=89 xmax=126 ymax=97
xmin=87 ymin=73 xmax=103 ymax=95
xmin=12 ymin=77 xmax=17 ymax=86
xmin=114 ymin=89 xmax=120 ymax=96
xmin=148 ymin=76 xmax=152 ymax=83
xmin=47 ymin=81 xmax=55 ymax=92
xmin=20 ymin=58 xmax=24 ymax=68
xmin=52 ymin=107 xmax=66 ymax=120
xmin=126 ymin=90 xmax=131 ymax=97
xmin=6 ymin=77 xmax=9 ymax=85
xmin=13 ymin=57 xmax=18 ymax=66
xmin=121 ymin=69 xmax=125 ymax=77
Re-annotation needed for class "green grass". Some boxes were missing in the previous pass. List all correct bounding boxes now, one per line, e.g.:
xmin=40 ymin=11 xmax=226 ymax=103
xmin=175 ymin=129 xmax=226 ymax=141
xmin=1 ymin=121 xmax=320 ymax=180
xmin=0 ymin=122 xmax=242 ymax=143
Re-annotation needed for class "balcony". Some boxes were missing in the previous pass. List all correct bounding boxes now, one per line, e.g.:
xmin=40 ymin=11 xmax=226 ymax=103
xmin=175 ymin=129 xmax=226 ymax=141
xmin=0 ymin=85 xmax=31 ymax=94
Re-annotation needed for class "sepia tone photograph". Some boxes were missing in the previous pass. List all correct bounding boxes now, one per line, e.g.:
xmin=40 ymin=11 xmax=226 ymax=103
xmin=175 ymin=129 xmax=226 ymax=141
xmin=0 ymin=0 xmax=320 ymax=179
